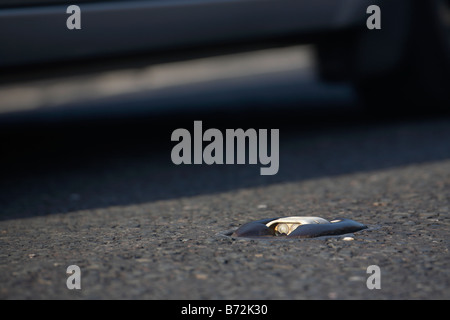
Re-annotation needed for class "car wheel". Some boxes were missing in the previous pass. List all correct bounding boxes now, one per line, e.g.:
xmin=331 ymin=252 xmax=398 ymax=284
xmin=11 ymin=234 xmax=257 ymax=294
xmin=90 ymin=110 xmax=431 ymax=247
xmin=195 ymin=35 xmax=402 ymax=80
xmin=356 ymin=0 xmax=450 ymax=113
xmin=317 ymin=0 xmax=450 ymax=114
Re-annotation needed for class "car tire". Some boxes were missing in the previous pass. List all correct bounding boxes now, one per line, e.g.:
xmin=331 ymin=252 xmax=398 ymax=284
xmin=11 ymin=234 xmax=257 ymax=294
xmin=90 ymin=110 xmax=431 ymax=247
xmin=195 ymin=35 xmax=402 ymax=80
xmin=356 ymin=0 xmax=450 ymax=113
xmin=317 ymin=0 xmax=450 ymax=114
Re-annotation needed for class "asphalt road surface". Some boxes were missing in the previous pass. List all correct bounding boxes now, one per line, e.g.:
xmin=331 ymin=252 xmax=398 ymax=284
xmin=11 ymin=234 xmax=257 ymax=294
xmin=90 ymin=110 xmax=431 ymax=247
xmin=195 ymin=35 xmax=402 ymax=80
xmin=0 ymin=46 xmax=449 ymax=299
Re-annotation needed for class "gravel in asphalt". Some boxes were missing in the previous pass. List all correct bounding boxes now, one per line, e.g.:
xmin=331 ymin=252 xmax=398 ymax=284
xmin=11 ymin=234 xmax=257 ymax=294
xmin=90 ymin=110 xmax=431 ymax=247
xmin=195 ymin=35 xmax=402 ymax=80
xmin=1 ymin=115 xmax=449 ymax=299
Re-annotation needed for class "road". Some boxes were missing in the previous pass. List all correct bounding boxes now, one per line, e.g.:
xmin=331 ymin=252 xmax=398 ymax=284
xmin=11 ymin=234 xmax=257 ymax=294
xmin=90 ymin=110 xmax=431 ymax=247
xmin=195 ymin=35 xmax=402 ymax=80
xmin=0 ymin=46 xmax=449 ymax=299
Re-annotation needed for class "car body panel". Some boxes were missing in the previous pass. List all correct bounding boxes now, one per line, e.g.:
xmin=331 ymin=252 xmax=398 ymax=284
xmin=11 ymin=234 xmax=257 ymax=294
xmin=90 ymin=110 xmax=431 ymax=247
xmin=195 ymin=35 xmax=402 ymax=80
xmin=0 ymin=0 xmax=377 ymax=67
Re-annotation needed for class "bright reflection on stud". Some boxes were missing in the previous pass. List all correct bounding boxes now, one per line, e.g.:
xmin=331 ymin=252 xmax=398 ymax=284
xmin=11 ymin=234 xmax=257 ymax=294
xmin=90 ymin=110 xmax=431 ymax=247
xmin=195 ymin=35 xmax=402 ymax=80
xmin=232 ymin=216 xmax=368 ymax=239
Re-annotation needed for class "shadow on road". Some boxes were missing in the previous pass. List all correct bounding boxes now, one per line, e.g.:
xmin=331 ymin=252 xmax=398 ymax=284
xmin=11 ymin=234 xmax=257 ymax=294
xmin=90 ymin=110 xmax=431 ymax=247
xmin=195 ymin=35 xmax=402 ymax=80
xmin=1 ymin=96 xmax=450 ymax=221
xmin=1 ymin=43 xmax=449 ymax=220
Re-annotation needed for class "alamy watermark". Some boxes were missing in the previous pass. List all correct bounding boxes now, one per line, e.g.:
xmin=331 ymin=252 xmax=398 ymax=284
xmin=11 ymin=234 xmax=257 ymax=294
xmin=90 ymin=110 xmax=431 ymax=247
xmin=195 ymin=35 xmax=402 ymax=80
xmin=367 ymin=5 xmax=381 ymax=29
xmin=66 ymin=4 xmax=380 ymax=30
xmin=171 ymin=121 xmax=279 ymax=175
xmin=366 ymin=265 xmax=381 ymax=289
xmin=66 ymin=5 xmax=81 ymax=30
xmin=66 ymin=265 xmax=81 ymax=290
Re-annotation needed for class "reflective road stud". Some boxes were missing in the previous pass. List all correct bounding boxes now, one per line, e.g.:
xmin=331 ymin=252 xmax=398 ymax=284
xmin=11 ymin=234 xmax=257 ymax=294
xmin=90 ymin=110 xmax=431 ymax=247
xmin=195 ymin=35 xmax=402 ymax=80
xmin=232 ymin=216 xmax=367 ymax=239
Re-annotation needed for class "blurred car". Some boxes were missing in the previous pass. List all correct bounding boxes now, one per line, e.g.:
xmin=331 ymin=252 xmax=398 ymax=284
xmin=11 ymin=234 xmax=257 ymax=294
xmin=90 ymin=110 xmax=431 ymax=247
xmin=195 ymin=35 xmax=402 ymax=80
xmin=0 ymin=0 xmax=449 ymax=107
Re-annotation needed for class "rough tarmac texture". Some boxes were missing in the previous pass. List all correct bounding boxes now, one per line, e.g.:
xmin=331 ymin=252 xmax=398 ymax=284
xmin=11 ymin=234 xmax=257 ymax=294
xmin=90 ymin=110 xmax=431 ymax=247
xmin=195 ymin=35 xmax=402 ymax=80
xmin=1 ymin=115 xmax=449 ymax=299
